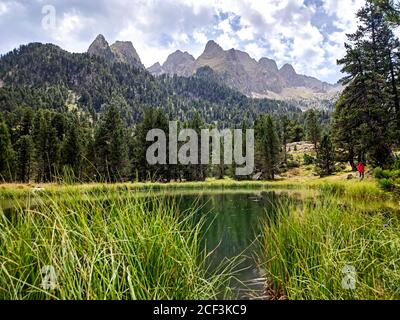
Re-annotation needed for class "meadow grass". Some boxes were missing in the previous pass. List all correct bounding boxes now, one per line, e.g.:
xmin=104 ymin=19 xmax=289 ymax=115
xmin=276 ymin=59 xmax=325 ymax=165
xmin=0 ymin=188 xmax=232 ymax=300
xmin=0 ymin=177 xmax=398 ymax=300
xmin=260 ymin=192 xmax=400 ymax=300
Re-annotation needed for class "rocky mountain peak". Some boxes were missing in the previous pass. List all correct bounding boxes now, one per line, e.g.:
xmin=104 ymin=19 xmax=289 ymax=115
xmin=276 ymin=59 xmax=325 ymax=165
xmin=147 ymin=39 xmax=338 ymax=100
xmin=88 ymin=34 xmax=115 ymax=62
xmin=87 ymin=35 xmax=144 ymax=69
xmin=161 ymin=50 xmax=196 ymax=76
xmin=110 ymin=40 xmax=143 ymax=68
xmin=91 ymin=34 xmax=108 ymax=48
xmin=259 ymin=58 xmax=279 ymax=73
xmin=280 ymin=63 xmax=297 ymax=76
xmin=202 ymin=40 xmax=224 ymax=58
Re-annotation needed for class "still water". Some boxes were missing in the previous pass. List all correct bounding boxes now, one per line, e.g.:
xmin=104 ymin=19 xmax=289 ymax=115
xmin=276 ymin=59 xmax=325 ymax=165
xmin=170 ymin=190 xmax=296 ymax=299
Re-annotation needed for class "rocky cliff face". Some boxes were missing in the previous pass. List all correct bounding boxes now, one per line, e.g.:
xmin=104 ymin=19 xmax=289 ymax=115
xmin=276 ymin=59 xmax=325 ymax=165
xmin=148 ymin=40 xmax=338 ymax=99
xmin=110 ymin=41 xmax=144 ymax=69
xmin=88 ymin=34 xmax=115 ymax=62
xmin=88 ymin=34 xmax=144 ymax=69
xmin=161 ymin=50 xmax=196 ymax=77
xmin=148 ymin=62 xmax=163 ymax=76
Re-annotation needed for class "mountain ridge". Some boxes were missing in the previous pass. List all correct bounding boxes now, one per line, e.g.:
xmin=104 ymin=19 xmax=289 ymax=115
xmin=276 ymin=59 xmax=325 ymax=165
xmin=148 ymin=40 xmax=341 ymax=100
xmin=88 ymin=34 xmax=144 ymax=69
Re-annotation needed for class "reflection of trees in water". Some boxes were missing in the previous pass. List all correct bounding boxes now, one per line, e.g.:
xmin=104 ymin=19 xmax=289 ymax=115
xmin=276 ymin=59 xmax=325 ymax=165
xmin=179 ymin=192 xmax=292 ymax=263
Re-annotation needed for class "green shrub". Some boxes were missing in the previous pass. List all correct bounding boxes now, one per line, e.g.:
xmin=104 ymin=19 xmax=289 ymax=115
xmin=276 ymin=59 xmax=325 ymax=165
xmin=303 ymin=154 xmax=315 ymax=165
xmin=374 ymin=167 xmax=383 ymax=179
xmin=287 ymin=160 xmax=301 ymax=169
xmin=393 ymin=156 xmax=400 ymax=170
xmin=379 ymin=178 xmax=395 ymax=191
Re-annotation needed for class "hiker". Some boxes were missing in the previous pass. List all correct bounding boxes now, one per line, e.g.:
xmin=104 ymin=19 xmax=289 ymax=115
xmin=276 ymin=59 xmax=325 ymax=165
xmin=357 ymin=162 xmax=365 ymax=180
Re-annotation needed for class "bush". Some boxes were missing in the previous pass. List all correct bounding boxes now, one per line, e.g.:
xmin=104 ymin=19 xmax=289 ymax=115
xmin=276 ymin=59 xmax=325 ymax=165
xmin=379 ymin=178 xmax=395 ymax=191
xmin=303 ymin=154 xmax=315 ymax=165
xmin=375 ymin=167 xmax=400 ymax=181
xmin=393 ymin=156 xmax=400 ymax=170
xmin=374 ymin=167 xmax=389 ymax=179
xmin=287 ymin=160 xmax=300 ymax=169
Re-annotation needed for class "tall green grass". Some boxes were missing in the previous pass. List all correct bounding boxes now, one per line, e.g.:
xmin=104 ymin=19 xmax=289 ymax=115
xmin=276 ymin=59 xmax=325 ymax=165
xmin=0 ymin=189 xmax=230 ymax=300
xmin=261 ymin=195 xmax=400 ymax=300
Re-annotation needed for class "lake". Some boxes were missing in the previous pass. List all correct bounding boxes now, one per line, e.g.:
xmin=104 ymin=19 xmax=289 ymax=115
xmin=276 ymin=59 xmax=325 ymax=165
xmin=169 ymin=190 xmax=299 ymax=299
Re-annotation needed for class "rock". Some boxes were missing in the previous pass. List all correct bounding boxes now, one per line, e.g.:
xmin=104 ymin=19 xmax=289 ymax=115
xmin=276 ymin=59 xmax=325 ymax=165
xmin=347 ymin=174 xmax=354 ymax=180
xmin=146 ymin=39 xmax=338 ymax=99
xmin=110 ymin=41 xmax=144 ymax=69
xmin=253 ymin=172 xmax=263 ymax=181
xmin=148 ymin=62 xmax=163 ymax=76
xmin=87 ymin=34 xmax=115 ymax=62
xmin=88 ymin=35 xmax=144 ymax=69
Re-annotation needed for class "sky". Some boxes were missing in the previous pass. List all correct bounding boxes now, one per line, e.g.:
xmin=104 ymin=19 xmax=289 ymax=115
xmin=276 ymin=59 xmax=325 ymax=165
xmin=0 ymin=0 xmax=367 ymax=83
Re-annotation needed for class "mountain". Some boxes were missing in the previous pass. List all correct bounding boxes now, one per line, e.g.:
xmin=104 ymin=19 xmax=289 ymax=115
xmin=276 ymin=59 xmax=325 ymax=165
xmin=148 ymin=62 xmax=163 ymax=76
xmin=87 ymin=34 xmax=115 ymax=62
xmin=148 ymin=40 xmax=340 ymax=100
xmin=0 ymin=42 xmax=301 ymax=127
xmin=88 ymin=34 xmax=144 ymax=69
xmin=161 ymin=50 xmax=195 ymax=76
xmin=110 ymin=41 xmax=144 ymax=69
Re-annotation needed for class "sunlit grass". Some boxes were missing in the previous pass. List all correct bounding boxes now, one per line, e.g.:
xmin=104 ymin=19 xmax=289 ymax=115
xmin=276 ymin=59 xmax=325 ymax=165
xmin=0 ymin=188 xmax=232 ymax=300
xmin=260 ymin=193 xmax=400 ymax=300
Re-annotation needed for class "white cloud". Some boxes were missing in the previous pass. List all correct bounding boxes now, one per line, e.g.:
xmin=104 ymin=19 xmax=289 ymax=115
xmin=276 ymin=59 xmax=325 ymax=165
xmin=0 ymin=2 xmax=8 ymax=15
xmin=193 ymin=31 xmax=208 ymax=45
xmin=0 ymin=0 xmax=369 ymax=82
xmin=216 ymin=33 xmax=238 ymax=50
xmin=244 ymin=43 xmax=265 ymax=60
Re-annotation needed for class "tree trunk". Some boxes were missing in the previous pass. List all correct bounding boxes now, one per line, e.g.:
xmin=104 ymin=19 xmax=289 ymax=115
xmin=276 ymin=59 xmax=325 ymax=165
xmin=349 ymin=148 xmax=357 ymax=171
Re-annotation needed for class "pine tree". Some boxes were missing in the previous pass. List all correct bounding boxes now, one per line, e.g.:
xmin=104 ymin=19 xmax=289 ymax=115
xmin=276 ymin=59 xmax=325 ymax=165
xmin=131 ymin=108 xmax=169 ymax=182
xmin=95 ymin=102 xmax=128 ymax=182
xmin=316 ymin=134 xmax=335 ymax=177
xmin=334 ymin=0 xmax=396 ymax=167
xmin=256 ymin=115 xmax=281 ymax=180
xmin=15 ymin=135 xmax=34 ymax=182
xmin=305 ymin=109 xmax=320 ymax=149
xmin=0 ymin=116 xmax=14 ymax=181
xmin=280 ymin=115 xmax=290 ymax=164
xmin=32 ymin=110 xmax=61 ymax=182
xmin=62 ymin=117 xmax=83 ymax=179
xmin=332 ymin=96 xmax=358 ymax=171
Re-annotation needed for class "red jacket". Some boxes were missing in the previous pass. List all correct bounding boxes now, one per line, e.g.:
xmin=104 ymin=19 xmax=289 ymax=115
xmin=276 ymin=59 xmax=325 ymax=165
xmin=357 ymin=164 xmax=365 ymax=173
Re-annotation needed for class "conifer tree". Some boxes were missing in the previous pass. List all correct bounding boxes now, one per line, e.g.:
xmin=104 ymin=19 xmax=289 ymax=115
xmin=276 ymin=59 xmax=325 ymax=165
xmin=316 ymin=134 xmax=335 ymax=177
xmin=0 ymin=116 xmax=14 ymax=181
xmin=95 ymin=102 xmax=128 ymax=182
xmin=305 ymin=109 xmax=320 ymax=149
xmin=15 ymin=135 xmax=34 ymax=182
xmin=255 ymin=115 xmax=280 ymax=180
xmin=334 ymin=0 xmax=396 ymax=167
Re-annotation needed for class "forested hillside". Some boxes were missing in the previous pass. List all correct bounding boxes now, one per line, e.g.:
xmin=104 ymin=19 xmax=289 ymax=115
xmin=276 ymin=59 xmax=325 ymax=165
xmin=0 ymin=43 xmax=299 ymax=127
xmin=0 ymin=41 xmax=309 ymax=183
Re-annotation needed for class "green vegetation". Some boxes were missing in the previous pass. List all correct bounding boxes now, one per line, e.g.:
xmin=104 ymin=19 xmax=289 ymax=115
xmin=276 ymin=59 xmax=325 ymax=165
xmin=333 ymin=0 xmax=400 ymax=168
xmin=261 ymin=192 xmax=400 ymax=300
xmin=0 ymin=189 xmax=230 ymax=300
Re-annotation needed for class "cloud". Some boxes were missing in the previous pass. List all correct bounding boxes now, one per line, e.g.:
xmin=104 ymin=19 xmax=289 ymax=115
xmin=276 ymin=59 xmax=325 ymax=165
xmin=0 ymin=0 xmax=368 ymax=82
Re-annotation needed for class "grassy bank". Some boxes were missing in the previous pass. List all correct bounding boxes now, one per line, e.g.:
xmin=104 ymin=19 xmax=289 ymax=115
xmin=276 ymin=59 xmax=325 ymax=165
xmin=261 ymin=193 xmax=400 ymax=300
xmin=0 ymin=176 xmax=391 ymax=201
xmin=0 ymin=189 xmax=230 ymax=300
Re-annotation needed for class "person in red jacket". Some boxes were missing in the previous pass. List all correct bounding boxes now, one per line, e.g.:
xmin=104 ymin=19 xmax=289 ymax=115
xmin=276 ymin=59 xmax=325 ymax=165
xmin=357 ymin=162 xmax=365 ymax=180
